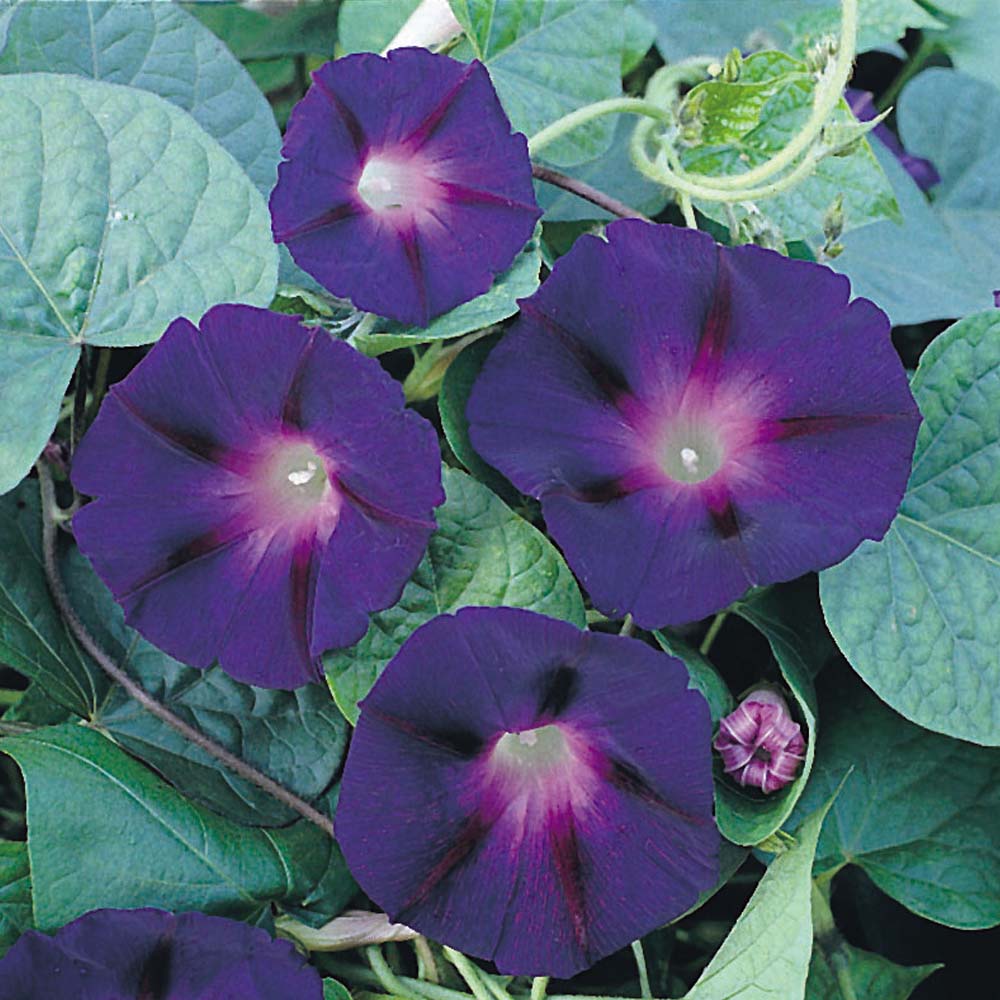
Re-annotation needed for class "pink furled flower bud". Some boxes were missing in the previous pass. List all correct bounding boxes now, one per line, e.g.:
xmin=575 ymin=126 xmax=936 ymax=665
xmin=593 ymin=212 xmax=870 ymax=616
xmin=713 ymin=688 xmax=806 ymax=794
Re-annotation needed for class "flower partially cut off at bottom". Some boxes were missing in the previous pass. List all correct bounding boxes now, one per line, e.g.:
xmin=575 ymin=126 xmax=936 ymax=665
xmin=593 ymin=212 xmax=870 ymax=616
xmin=713 ymin=688 xmax=806 ymax=794
xmin=0 ymin=908 xmax=322 ymax=1000
xmin=336 ymin=606 xmax=719 ymax=978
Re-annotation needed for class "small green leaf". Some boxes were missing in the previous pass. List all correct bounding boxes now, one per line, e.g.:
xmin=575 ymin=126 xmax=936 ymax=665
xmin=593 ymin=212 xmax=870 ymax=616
xmin=806 ymin=938 xmax=940 ymax=999
xmin=821 ymin=310 xmax=1000 ymax=745
xmin=832 ymin=70 xmax=1000 ymax=325
xmin=790 ymin=670 xmax=1000 ymax=929
xmin=2 ymin=725 xmax=332 ymax=929
xmin=438 ymin=331 xmax=521 ymax=507
xmin=684 ymin=796 xmax=835 ymax=1000
xmin=0 ymin=72 xmax=277 ymax=494
xmin=353 ymin=227 xmax=541 ymax=356
xmin=0 ymin=483 xmax=107 ymax=718
xmin=0 ymin=840 xmax=32 ymax=957
xmin=324 ymin=467 xmax=586 ymax=723
xmin=678 ymin=51 xmax=899 ymax=241
xmin=323 ymin=981 xmax=354 ymax=1000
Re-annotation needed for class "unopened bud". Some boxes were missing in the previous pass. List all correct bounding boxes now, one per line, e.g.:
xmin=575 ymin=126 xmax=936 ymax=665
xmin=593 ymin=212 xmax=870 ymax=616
xmin=713 ymin=688 xmax=805 ymax=794
xmin=806 ymin=36 xmax=838 ymax=75
xmin=721 ymin=48 xmax=743 ymax=83
xmin=823 ymin=194 xmax=845 ymax=243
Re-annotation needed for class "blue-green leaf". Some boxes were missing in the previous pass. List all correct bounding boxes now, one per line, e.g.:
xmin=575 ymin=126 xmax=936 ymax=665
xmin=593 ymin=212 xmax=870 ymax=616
xmin=821 ymin=311 xmax=1000 ymax=746
xmin=832 ymin=69 xmax=1000 ymax=325
xmin=2 ymin=725 xmax=332 ymax=929
xmin=684 ymin=797 xmax=835 ymax=1000
xmin=791 ymin=671 xmax=1000 ymax=929
xmin=0 ymin=72 xmax=277 ymax=494
xmin=0 ymin=1 xmax=281 ymax=195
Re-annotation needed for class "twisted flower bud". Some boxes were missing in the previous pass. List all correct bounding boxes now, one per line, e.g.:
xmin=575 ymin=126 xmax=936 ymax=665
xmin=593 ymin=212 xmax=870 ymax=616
xmin=713 ymin=688 xmax=806 ymax=794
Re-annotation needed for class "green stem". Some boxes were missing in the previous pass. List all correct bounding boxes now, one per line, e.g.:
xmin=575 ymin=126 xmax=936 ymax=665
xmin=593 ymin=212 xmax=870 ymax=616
xmin=528 ymin=97 xmax=673 ymax=158
xmin=678 ymin=192 xmax=698 ymax=229
xmin=325 ymin=959 xmax=472 ymax=1000
xmin=812 ymin=882 xmax=859 ymax=1000
xmin=878 ymin=35 xmax=940 ymax=111
xmin=70 ymin=349 xmax=89 ymax=456
xmin=530 ymin=977 xmax=550 ymax=1000
xmin=366 ymin=946 xmax=414 ymax=999
xmin=414 ymin=935 xmax=440 ymax=984
xmin=699 ymin=611 xmax=728 ymax=656
xmin=631 ymin=940 xmax=652 ymax=1000
xmin=619 ymin=613 xmax=635 ymax=637
xmin=346 ymin=311 xmax=378 ymax=347
xmin=634 ymin=121 xmax=827 ymax=203
xmin=0 ymin=688 xmax=24 ymax=708
xmin=0 ymin=721 xmax=36 ymax=736
xmin=442 ymin=948 xmax=506 ymax=1000
xmin=87 ymin=348 xmax=112 ymax=422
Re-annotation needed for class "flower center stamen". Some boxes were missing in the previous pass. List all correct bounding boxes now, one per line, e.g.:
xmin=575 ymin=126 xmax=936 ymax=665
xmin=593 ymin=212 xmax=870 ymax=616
xmin=660 ymin=418 xmax=727 ymax=484
xmin=480 ymin=723 xmax=601 ymax=823
xmin=493 ymin=724 xmax=568 ymax=771
xmin=357 ymin=156 xmax=425 ymax=212
xmin=272 ymin=443 xmax=331 ymax=503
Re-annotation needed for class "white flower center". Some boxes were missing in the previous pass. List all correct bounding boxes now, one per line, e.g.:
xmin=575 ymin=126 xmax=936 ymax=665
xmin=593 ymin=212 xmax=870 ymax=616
xmin=357 ymin=156 xmax=424 ymax=212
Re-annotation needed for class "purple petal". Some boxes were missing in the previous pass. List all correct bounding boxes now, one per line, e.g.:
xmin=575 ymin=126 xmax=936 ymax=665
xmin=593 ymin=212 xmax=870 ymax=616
xmin=468 ymin=222 xmax=921 ymax=627
xmin=337 ymin=606 xmax=718 ymax=978
xmin=73 ymin=304 xmax=442 ymax=688
xmin=270 ymin=48 xmax=541 ymax=327
xmin=0 ymin=908 xmax=322 ymax=1000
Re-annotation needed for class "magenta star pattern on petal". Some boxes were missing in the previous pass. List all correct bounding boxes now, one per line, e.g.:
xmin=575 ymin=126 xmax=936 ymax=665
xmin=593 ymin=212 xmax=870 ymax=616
xmin=714 ymin=688 xmax=806 ymax=794
xmin=336 ymin=606 xmax=719 ymax=978
xmin=270 ymin=48 xmax=541 ymax=327
xmin=0 ymin=908 xmax=322 ymax=1000
xmin=72 ymin=304 xmax=443 ymax=689
xmin=467 ymin=221 xmax=922 ymax=627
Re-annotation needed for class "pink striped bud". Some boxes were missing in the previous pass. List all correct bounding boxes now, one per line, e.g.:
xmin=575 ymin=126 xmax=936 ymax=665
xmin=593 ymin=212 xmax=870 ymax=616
xmin=713 ymin=688 xmax=805 ymax=794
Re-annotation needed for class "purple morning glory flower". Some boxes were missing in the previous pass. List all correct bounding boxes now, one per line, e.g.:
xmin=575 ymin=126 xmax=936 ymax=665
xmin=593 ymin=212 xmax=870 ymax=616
xmin=337 ymin=606 xmax=719 ymax=978
xmin=713 ymin=688 xmax=806 ymax=794
xmin=0 ymin=908 xmax=322 ymax=1000
xmin=467 ymin=222 xmax=921 ymax=627
xmin=72 ymin=304 xmax=443 ymax=689
xmin=847 ymin=89 xmax=941 ymax=192
xmin=270 ymin=48 xmax=541 ymax=327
